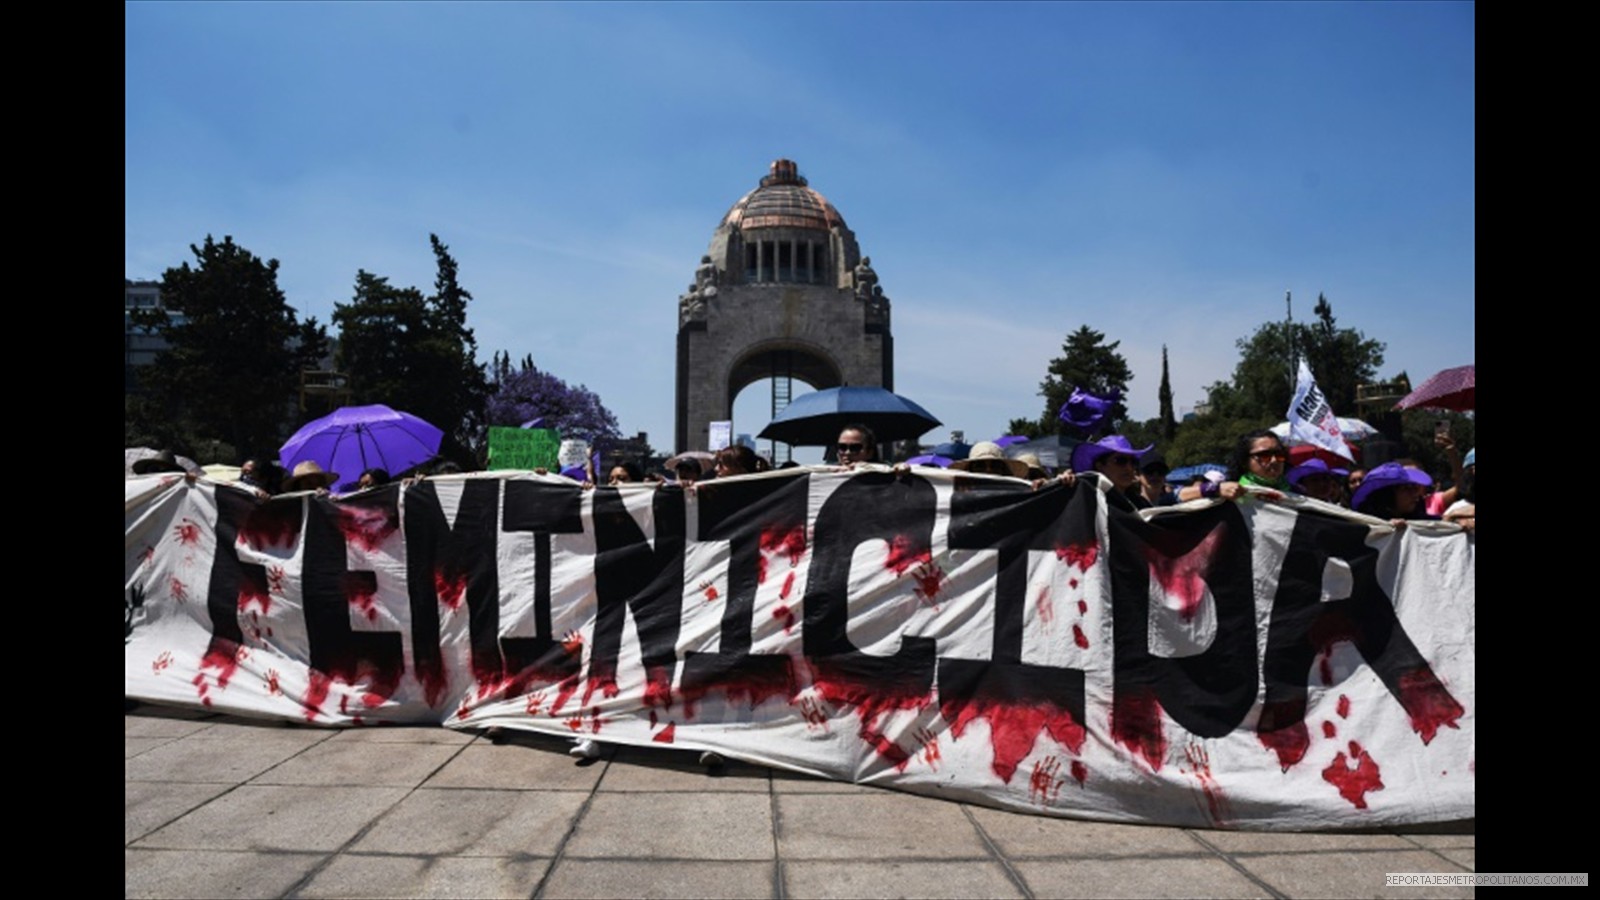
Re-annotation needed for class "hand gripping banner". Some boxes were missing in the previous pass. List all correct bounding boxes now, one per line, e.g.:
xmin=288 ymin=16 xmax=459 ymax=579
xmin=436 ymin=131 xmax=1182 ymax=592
xmin=124 ymin=468 xmax=1474 ymax=830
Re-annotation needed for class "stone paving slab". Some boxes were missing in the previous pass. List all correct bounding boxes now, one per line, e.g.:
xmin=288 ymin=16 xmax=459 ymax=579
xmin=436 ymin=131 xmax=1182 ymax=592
xmin=250 ymin=740 xmax=463 ymax=787
xmin=131 ymin=785 xmax=410 ymax=852
xmin=125 ymin=733 xmax=324 ymax=784
xmin=1231 ymin=849 xmax=1473 ymax=899
xmin=423 ymin=740 xmax=609 ymax=791
xmin=538 ymin=859 xmax=777 ymax=899
xmin=776 ymin=793 xmax=992 ymax=860
xmin=296 ymin=854 xmax=553 ymax=899
xmin=561 ymin=792 xmax=775 ymax=860
xmin=125 ymin=780 xmax=235 ymax=844
xmin=966 ymin=807 xmax=1205 ymax=858
xmin=783 ymin=859 xmax=1027 ymax=899
xmin=321 ymin=725 xmax=482 ymax=745
xmin=1010 ymin=858 xmax=1274 ymax=899
xmin=122 ymin=707 xmax=1477 ymax=899
xmin=125 ymin=848 xmax=327 ymax=900
xmin=348 ymin=788 xmax=589 ymax=857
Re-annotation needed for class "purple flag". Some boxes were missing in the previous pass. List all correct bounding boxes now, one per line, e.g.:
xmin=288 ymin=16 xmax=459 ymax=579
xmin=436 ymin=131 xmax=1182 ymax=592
xmin=1058 ymin=386 xmax=1120 ymax=433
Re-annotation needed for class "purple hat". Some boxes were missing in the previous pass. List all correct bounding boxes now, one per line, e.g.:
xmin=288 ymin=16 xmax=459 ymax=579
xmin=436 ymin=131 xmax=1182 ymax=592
xmin=1069 ymin=435 xmax=1153 ymax=474
xmin=1058 ymin=386 xmax=1121 ymax=432
xmin=1350 ymin=462 xmax=1432 ymax=511
xmin=559 ymin=464 xmax=587 ymax=482
xmin=1286 ymin=458 xmax=1335 ymax=487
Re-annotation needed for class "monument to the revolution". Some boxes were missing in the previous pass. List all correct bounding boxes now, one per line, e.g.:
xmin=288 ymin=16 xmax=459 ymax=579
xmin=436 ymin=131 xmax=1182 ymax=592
xmin=674 ymin=159 xmax=894 ymax=456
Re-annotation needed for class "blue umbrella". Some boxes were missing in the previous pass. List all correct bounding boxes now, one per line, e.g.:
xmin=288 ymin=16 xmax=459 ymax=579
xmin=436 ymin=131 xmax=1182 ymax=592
xmin=757 ymin=387 xmax=942 ymax=447
xmin=1167 ymin=463 xmax=1227 ymax=486
xmin=932 ymin=441 xmax=972 ymax=460
xmin=280 ymin=404 xmax=445 ymax=490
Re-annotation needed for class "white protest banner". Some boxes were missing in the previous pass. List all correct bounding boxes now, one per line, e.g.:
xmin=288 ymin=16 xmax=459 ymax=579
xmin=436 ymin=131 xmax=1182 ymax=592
xmin=125 ymin=469 xmax=1473 ymax=830
xmin=1288 ymin=360 xmax=1354 ymax=461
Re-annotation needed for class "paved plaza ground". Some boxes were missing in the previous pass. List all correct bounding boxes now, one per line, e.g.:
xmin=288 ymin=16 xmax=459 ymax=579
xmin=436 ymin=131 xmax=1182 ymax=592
xmin=126 ymin=704 xmax=1474 ymax=899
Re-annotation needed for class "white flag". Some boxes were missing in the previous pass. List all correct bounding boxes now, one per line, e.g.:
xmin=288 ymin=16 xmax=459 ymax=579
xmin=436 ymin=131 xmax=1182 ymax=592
xmin=1288 ymin=361 xmax=1354 ymax=461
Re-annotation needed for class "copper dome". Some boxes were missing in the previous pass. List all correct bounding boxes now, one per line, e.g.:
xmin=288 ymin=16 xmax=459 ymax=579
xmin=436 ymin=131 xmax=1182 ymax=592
xmin=720 ymin=159 xmax=846 ymax=232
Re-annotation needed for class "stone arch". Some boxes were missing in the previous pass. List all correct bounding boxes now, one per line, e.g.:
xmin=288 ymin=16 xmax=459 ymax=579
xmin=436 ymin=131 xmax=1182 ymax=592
xmin=723 ymin=340 xmax=844 ymax=418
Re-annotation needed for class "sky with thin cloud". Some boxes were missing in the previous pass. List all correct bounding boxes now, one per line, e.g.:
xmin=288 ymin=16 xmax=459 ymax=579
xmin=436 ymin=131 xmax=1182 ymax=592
xmin=126 ymin=1 xmax=1474 ymax=456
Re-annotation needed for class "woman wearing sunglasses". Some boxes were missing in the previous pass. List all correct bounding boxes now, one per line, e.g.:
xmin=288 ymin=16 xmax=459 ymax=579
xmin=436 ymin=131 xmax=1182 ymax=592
xmin=1178 ymin=429 xmax=1290 ymax=503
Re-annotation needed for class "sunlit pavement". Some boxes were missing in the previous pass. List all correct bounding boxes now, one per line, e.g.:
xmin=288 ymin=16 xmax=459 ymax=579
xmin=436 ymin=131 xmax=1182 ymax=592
xmin=127 ymin=705 xmax=1474 ymax=899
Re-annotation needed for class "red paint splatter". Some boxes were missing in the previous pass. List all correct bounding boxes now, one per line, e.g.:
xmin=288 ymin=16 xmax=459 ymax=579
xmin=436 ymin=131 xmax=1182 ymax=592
xmin=1336 ymin=694 xmax=1351 ymax=719
xmin=699 ymin=580 xmax=719 ymax=602
xmin=916 ymin=727 xmax=942 ymax=770
xmin=169 ymin=577 xmax=189 ymax=604
xmin=434 ymin=569 xmax=467 ymax=611
xmin=139 ymin=544 xmax=155 ymax=566
xmin=173 ymin=518 xmax=202 ymax=546
xmin=237 ymin=573 xmax=272 ymax=616
xmin=653 ymin=721 xmax=677 ymax=743
xmin=562 ymin=630 xmax=584 ymax=656
xmin=642 ymin=665 xmax=675 ymax=712
xmin=1028 ymin=756 xmax=1067 ymax=806
xmin=267 ymin=565 xmax=287 ymax=594
xmin=780 ymin=570 xmax=796 ymax=600
xmin=883 ymin=534 xmax=931 ymax=576
xmin=194 ymin=641 xmax=242 ymax=707
xmin=910 ymin=560 xmax=947 ymax=607
xmin=1257 ymin=701 xmax=1311 ymax=771
xmin=773 ymin=604 xmax=796 ymax=633
xmin=1069 ymin=578 xmax=1080 ymax=590
xmin=151 ymin=651 xmax=174 ymax=674
xmin=588 ymin=706 xmax=603 ymax=734
xmin=1318 ymin=653 xmax=1335 ymax=686
xmin=1184 ymin=743 xmax=1230 ymax=825
xmin=344 ymin=573 xmax=380 ymax=623
xmin=941 ymin=695 xmax=1086 ymax=783
xmin=1054 ymin=540 xmax=1099 ymax=572
xmin=1322 ymin=741 xmax=1385 ymax=809
xmin=1321 ymin=721 xmax=1337 ymax=738
xmin=339 ymin=694 xmax=350 ymax=715
xmin=1076 ymin=598 xmax=1087 ymax=615
xmin=1144 ymin=526 xmax=1223 ymax=623
xmin=1397 ymin=669 xmax=1465 ymax=745
xmin=1111 ymin=688 xmax=1167 ymax=772
xmin=1035 ymin=586 xmax=1054 ymax=629
xmin=266 ymin=669 xmax=281 ymax=695
xmin=1069 ymin=760 xmax=1088 ymax=786
xmin=335 ymin=504 xmax=399 ymax=552
xmin=238 ymin=502 xmax=303 ymax=549
xmin=810 ymin=659 xmax=930 ymax=770
xmin=526 ymin=691 xmax=547 ymax=716
xmin=647 ymin=709 xmax=657 ymax=727
xmin=755 ymin=522 xmax=806 ymax=570
xmin=306 ymin=670 xmax=333 ymax=722
xmin=565 ymin=715 xmax=583 ymax=731
xmin=1071 ymin=624 xmax=1090 ymax=649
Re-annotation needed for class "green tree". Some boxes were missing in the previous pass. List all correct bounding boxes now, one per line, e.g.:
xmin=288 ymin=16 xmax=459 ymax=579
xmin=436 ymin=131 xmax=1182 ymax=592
xmin=1208 ymin=297 xmax=1385 ymax=422
xmin=1038 ymin=326 xmax=1133 ymax=433
xmin=131 ymin=235 xmax=327 ymax=457
xmin=1300 ymin=294 xmax=1385 ymax=414
xmin=1005 ymin=417 xmax=1045 ymax=439
xmin=331 ymin=235 xmax=489 ymax=460
xmin=1158 ymin=345 xmax=1176 ymax=441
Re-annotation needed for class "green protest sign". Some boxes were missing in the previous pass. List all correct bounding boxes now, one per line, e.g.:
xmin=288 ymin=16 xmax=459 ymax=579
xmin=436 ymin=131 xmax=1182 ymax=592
xmin=487 ymin=426 xmax=561 ymax=471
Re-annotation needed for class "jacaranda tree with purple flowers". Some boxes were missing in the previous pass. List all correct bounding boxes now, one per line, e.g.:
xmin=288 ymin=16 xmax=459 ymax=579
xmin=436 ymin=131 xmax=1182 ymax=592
xmin=486 ymin=352 xmax=622 ymax=450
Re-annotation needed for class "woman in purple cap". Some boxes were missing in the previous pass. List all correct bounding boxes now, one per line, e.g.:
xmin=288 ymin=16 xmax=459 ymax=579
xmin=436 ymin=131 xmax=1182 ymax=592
xmin=1286 ymin=458 xmax=1342 ymax=504
xmin=1070 ymin=435 xmax=1154 ymax=507
xmin=1351 ymin=461 xmax=1437 ymax=523
xmin=1177 ymin=429 xmax=1290 ymax=503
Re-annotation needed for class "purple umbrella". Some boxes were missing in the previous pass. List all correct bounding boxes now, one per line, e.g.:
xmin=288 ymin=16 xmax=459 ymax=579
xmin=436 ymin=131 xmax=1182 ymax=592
xmin=993 ymin=435 xmax=1030 ymax=448
xmin=906 ymin=454 xmax=954 ymax=468
xmin=280 ymin=404 xmax=444 ymax=490
xmin=1395 ymin=364 xmax=1475 ymax=412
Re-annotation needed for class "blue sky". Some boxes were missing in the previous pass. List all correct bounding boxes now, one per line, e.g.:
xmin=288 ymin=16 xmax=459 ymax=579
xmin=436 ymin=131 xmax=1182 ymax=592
xmin=126 ymin=1 xmax=1474 ymax=456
